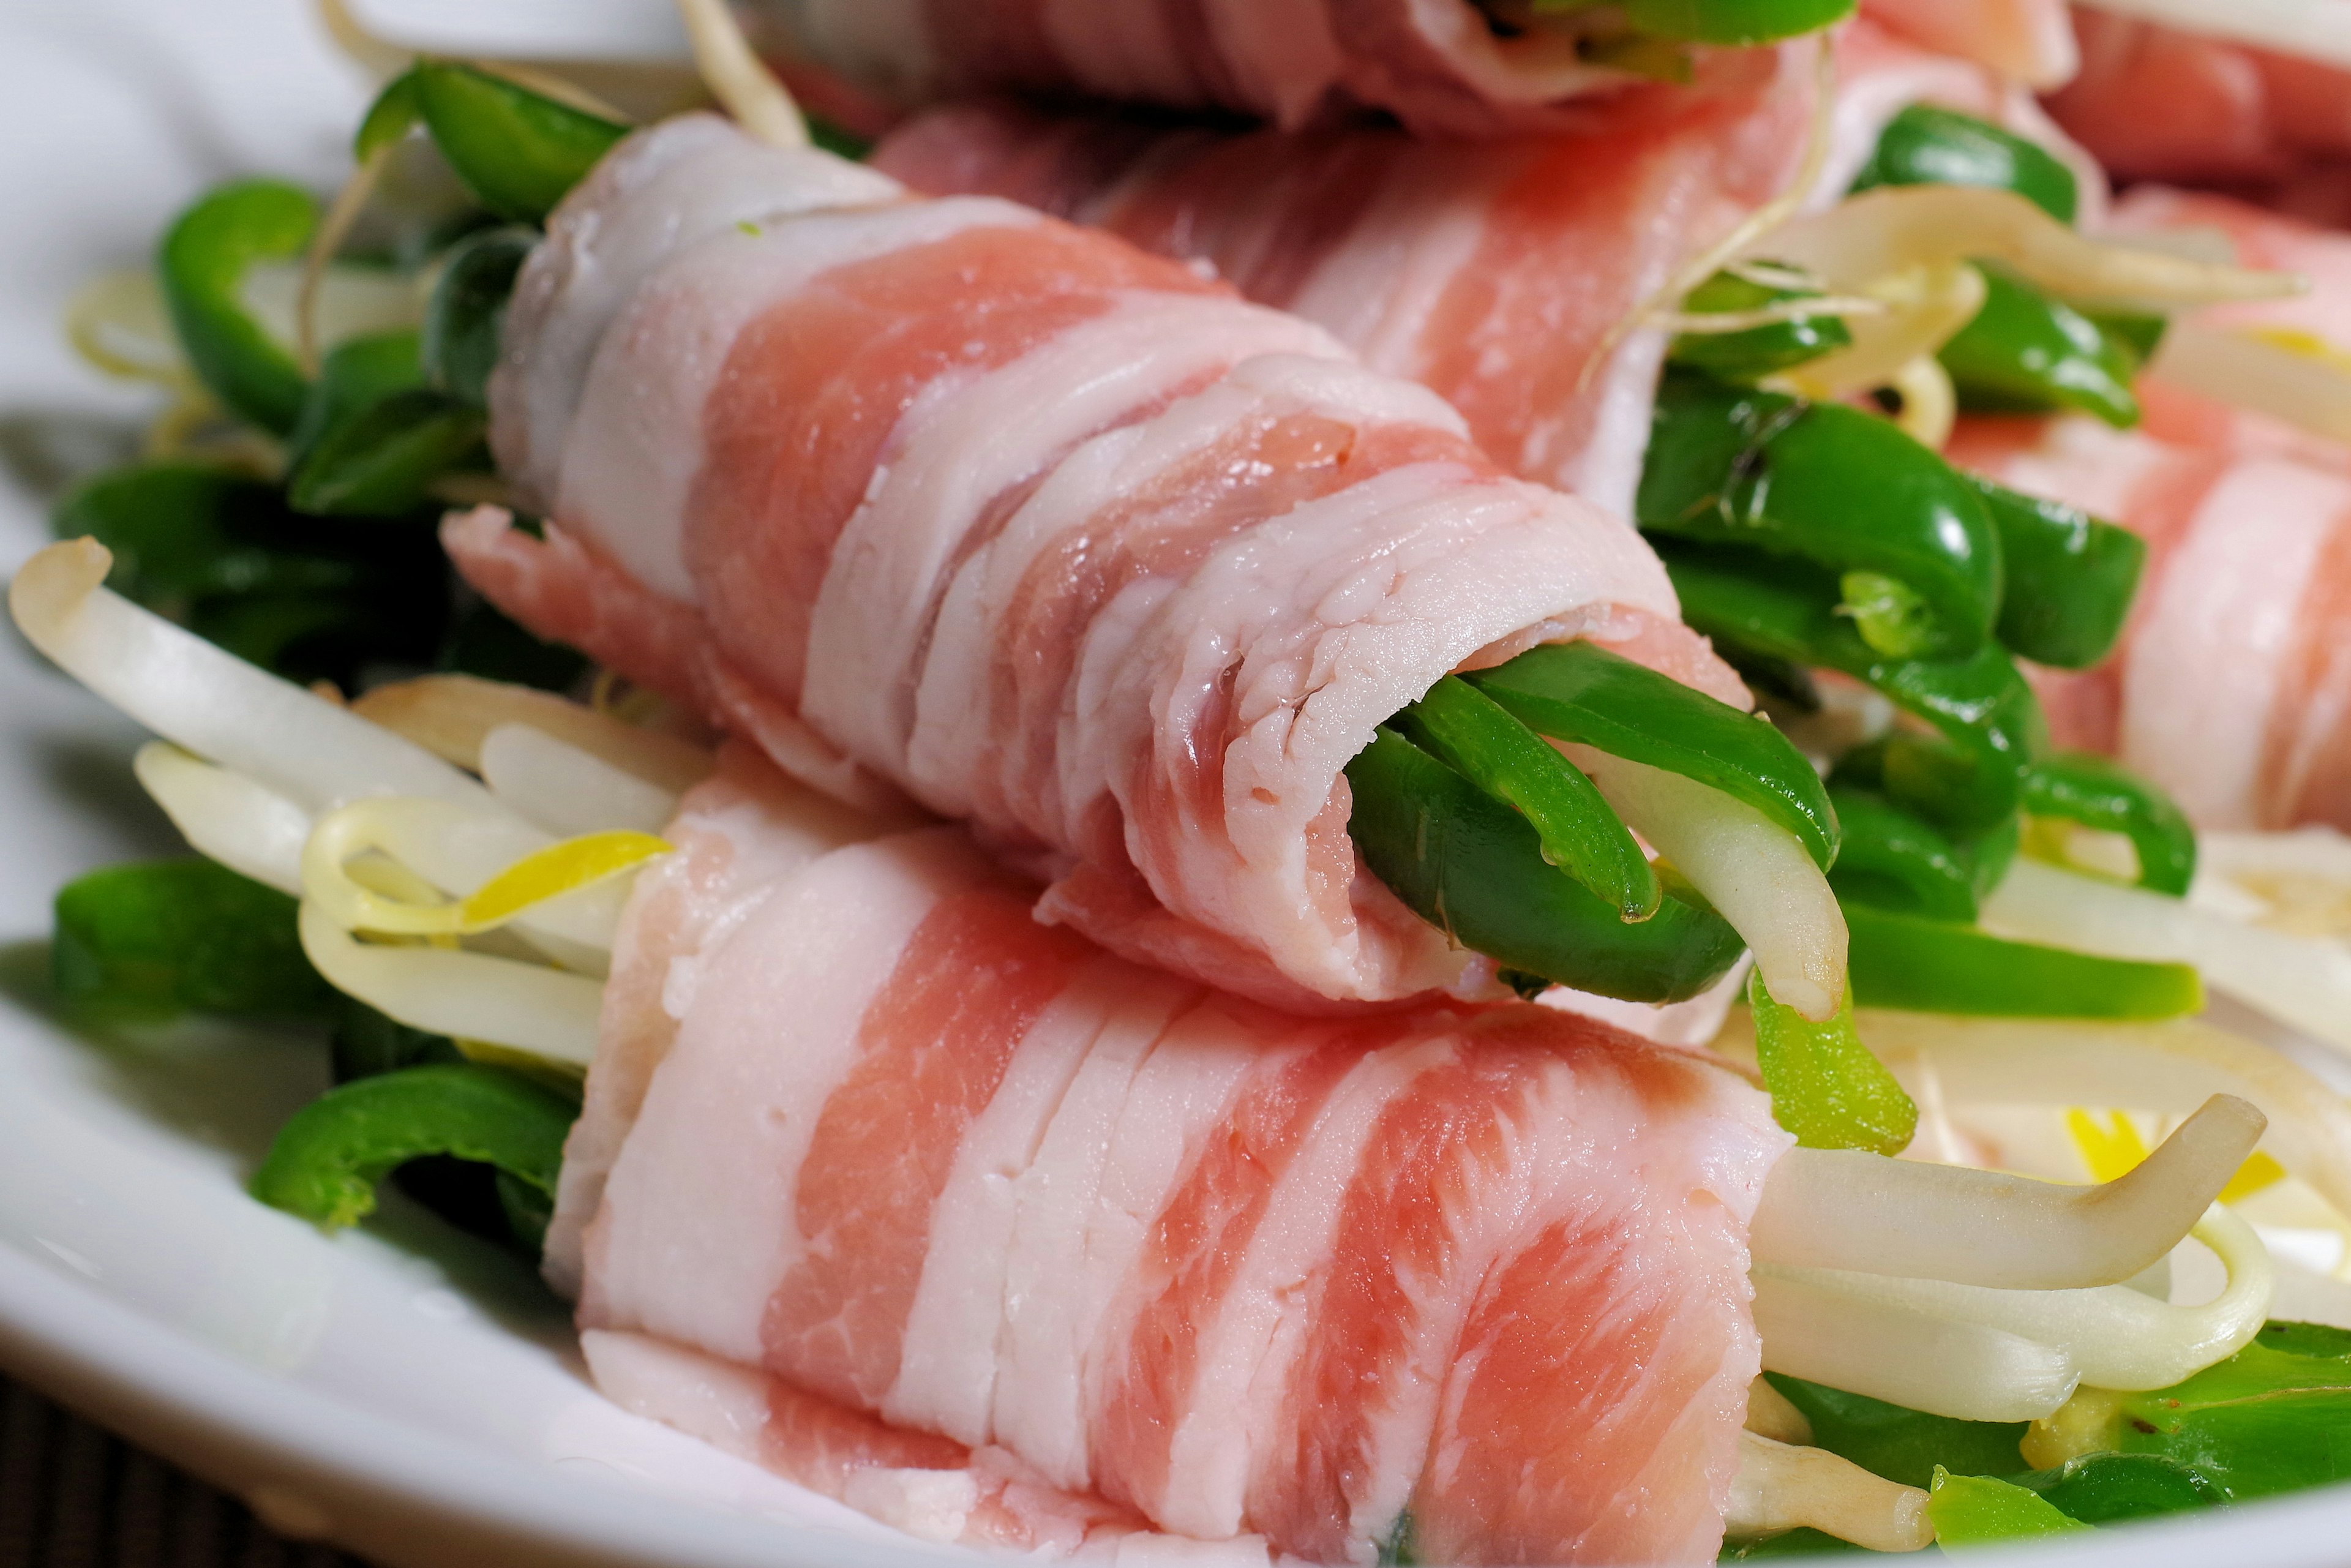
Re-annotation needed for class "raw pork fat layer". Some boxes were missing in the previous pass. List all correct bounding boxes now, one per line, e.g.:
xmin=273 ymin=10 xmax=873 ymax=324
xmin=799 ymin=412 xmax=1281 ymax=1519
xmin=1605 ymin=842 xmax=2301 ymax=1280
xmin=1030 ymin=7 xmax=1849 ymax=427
xmin=871 ymin=22 xmax=2098 ymax=527
xmin=464 ymin=115 xmax=1729 ymax=1011
xmin=566 ymin=752 xmax=1789 ymax=1563
xmin=748 ymin=0 xmax=1797 ymax=137
xmin=2047 ymin=9 xmax=2351 ymax=189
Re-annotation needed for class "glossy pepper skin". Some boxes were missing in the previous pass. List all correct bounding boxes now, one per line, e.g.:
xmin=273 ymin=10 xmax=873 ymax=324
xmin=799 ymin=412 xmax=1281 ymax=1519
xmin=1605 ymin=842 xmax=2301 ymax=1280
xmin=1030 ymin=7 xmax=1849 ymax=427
xmin=249 ymin=1062 xmax=577 ymax=1249
xmin=1345 ymin=725 xmax=1745 ymax=1002
xmin=1612 ymin=0 xmax=1856 ymax=43
xmin=1463 ymin=639 xmax=1838 ymax=869
xmin=1846 ymin=902 xmax=2203 ymax=1018
xmin=2068 ymin=1321 xmax=2351 ymax=1502
xmin=1396 ymin=675 xmax=1660 ymax=921
xmin=1667 ymin=268 xmax=1853 ymax=383
xmin=1848 ymin=103 xmax=2079 ymax=223
xmin=1641 ymin=370 xmax=2002 ymax=662
xmin=156 ymin=179 xmax=317 ymax=436
xmin=1823 ymin=784 xmax=1981 ymax=922
xmin=2022 ymin=751 xmax=2199 ymax=897
xmin=359 ymin=62 xmax=626 ymax=225
xmin=1747 ymin=971 xmax=1916 ymax=1155
xmin=1660 ymin=540 xmax=2045 ymax=832
xmin=1938 ymin=263 xmax=2143 ymax=427
xmin=50 ymin=860 xmax=335 ymax=1021
xmin=1967 ymin=476 xmax=2145 ymax=671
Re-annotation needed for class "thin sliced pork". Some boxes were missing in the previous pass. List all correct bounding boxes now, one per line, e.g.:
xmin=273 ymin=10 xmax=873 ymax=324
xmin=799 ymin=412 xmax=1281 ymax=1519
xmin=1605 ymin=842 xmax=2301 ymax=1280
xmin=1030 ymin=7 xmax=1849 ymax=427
xmin=747 ymin=0 xmax=1805 ymax=137
xmin=564 ymin=745 xmax=1790 ymax=1564
xmin=871 ymin=21 xmax=2099 ymax=524
xmin=2047 ymin=8 xmax=2351 ymax=200
xmin=457 ymin=114 xmax=1740 ymax=1013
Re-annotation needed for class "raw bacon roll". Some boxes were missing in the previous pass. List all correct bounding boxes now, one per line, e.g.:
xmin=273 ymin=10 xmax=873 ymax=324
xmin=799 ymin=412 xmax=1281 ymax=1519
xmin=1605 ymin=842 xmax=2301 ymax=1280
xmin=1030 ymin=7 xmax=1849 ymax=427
xmin=452 ymin=113 xmax=1739 ymax=1014
xmin=746 ymin=0 xmax=1818 ymax=138
xmin=870 ymin=18 xmax=2099 ymax=520
xmin=2045 ymin=7 xmax=2351 ymax=197
xmin=1856 ymin=0 xmax=2078 ymax=89
xmin=563 ymin=742 xmax=1788 ymax=1566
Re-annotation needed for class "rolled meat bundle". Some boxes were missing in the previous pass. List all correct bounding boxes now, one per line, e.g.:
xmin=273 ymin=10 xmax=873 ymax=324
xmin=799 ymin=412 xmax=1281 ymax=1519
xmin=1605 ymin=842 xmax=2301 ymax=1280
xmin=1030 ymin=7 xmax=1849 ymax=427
xmin=744 ymin=0 xmax=1844 ymax=138
xmin=567 ymin=740 xmax=1788 ymax=1566
xmin=1856 ymin=0 xmax=2077 ymax=88
xmin=2046 ymin=7 xmax=2351 ymax=198
xmin=454 ymin=111 xmax=1767 ymax=1015
xmin=869 ymin=18 xmax=2099 ymax=521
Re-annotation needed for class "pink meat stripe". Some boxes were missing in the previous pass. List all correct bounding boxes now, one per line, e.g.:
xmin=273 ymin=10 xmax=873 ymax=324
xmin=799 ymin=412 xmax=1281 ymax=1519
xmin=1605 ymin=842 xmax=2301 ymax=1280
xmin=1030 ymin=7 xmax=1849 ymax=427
xmin=869 ymin=18 xmax=2099 ymax=527
xmin=569 ymin=750 xmax=1789 ymax=1564
xmin=454 ymin=114 xmax=1733 ymax=1011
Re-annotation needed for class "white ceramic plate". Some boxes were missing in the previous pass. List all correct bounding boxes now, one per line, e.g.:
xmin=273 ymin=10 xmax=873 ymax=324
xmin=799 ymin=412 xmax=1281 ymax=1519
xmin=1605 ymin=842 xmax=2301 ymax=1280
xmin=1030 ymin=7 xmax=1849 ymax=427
xmin=4 ymin=4 xmax=2351 ymax=1565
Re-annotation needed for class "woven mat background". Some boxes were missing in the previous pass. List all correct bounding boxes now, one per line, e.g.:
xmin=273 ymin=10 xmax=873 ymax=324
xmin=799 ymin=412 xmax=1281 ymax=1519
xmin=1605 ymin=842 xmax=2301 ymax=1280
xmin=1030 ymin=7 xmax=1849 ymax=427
xmin=0 ymin=1376 xmax=371 ymax=1568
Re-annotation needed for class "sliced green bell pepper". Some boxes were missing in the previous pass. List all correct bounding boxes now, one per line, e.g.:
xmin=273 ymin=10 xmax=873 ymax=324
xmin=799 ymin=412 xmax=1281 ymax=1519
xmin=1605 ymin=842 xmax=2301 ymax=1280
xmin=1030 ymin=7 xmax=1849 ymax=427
xmin=1613 ymin=0 xmax=1856 ymax=43
xmin=156 ymin=179 xmax=317 ymax=436
xmin=1747 ymin=969 xmax=1916 ymax=1154
xmin=1824 ymin=784 xmax=1981 ymax=922
xmin=1765 ymin=1373 xmax=2027 ymax=1490
xmin=1929 ymin=1469 xmax=2093 ymax=1546
xmin=2046 ymin=1321 xmax=2351 ymax=1503
xmin=2008 ymin=1453 xmax=2218 ymax=1524
xmin=422 ymin=225 xmax=533 ymax=408
xmin=1668 ymin=267 xmax=1853 ymax=382
xmin=1968 ymin=476 xmax=2145 ymax=670
xmin=1847 ymin=902 xmax=2202 ymax=1018
xmin=1395 ymin=675 xmax=1660 ymax=921
xmin=51 ymin=860 xmax=335 ymax=1021
xmin=1463 ymin=639 xmax=1838 ymax=870
xmin=1848 ymin=103 xmax=2080 ymax=224
xmin=362 ymin=62 xmax=628 ymax=224
xmin=2023 ymin=751 xmax=2197 ymax=896
xmin=1346 ymin=725 xmax=1745 ymax=1003
xmin=249 ymin=1062 xmax=577 ymax=1242
xmin=1940 ymin=263 xmax=2143 ymax=427
xmin=1660 ymin=539 xmax=2045 ymax=832
xmin=283 ymin=328 xmax=486 ymax=517
xmin=1642 ymin=371 xmax=2002 ymax=662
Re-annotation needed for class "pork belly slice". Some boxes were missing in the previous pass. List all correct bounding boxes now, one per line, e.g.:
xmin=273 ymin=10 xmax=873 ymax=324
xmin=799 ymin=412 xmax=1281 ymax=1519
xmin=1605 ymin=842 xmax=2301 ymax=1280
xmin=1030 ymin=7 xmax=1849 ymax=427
xmin=743 ymin=0 xmax=1821 ymax=138
xmin=563 ymin=751 xmax=1788 ymax=1564
xmin=869 ymin=20 xmax=2096 ymax=531
xmin=1951 ymin=413 xmax=2351 ymax=833
xmin=460 ymin=114 xmax=1735 ymax=1011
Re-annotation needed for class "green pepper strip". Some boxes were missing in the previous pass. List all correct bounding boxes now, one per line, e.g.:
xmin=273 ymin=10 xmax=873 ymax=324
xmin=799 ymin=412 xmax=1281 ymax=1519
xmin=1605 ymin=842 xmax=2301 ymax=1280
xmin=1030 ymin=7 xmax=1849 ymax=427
xmin=1462 ymin=639 xmax=1839 ymax=871
xmin=1823 ymin=785 xmax=1980 ymax=921
xmin=1641 ymin=370 xmax=2002 ymax=662
xmin=2006 ymin=1454 xmax=2218 ymax=1524
xmin=423 ymin=225 xmax=534 ymax=408
xmin=249 ymin=1063 xmax=576 ymax=1240
xmin=1765 ymin=1373 xmax=2027 ymax=1490
xmin=1929 ymin=1469 xmax=2093 ymax=1545
xmin=1661 ymin=540 xmax=2045 ymax=832
xmin=1611 ymin=0 xmax=1856 ymax=45
xmin=1747 ymin=969 xmax=1917 ymax=1154
xmin=1395 ymin=676 xmax=1660 ymax=921
xmin=1667 ymin=268 xmax=1853 ymax=383
xmin=363 ymin=62 xmax=628 ymax=225
xmin=157 ymin=180 xmax=317 ymax=436
xmin=2023 ymin=751 xmax=2198 ymax=896
xmin=2063 ymin=1320 xmax=2351 ymax=1502
xmin=1346 ymin=726 xmax=1745 ymax=1003
xmin=1939 ymin=262 xmax=2144 ymax=427
xmin=1967 ymin=475 xmax=2145 ymax=670
xmin=285 ymin=328 xmax=487 ymax=517
xmin=1848 ymin=103 xmax=2080 ymax=224
xmin=51 ymin=860 xmax=336 ymax=1021
xmin=1847 ymin=902 xmax=2202 ymax=1018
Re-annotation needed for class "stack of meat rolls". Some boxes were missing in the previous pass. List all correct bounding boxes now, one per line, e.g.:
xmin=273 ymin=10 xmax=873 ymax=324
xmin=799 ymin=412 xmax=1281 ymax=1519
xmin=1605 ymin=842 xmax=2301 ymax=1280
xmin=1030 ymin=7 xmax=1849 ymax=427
xmin=452 ymin=108 xmax=1847 ymax=1019
xmin=568 ymin=737 xmax=1788 ymax=1566
xmin=868 ymin=15 xmax=2099 ymax=522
